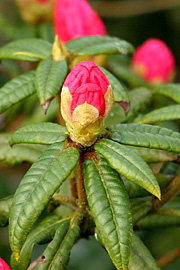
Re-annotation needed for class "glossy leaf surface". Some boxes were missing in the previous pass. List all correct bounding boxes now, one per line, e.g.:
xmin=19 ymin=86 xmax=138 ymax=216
xmin=0 ymin=134 xmax=46 ymax=165
xmin=153 ymin=84 xmax=180 ymax=103
xmin=138 ymin=105 xmax=180 ymax=124
xmin=0 ymin=71 xmax=36 ymax=114
xmin=11 ymin=216 xmax=66 ymax=270
xmin=0 ymin=39 xmax=52 ymax=61
xmin=35 ymin=58 xmax=68 ymax=111
xmin=109 ymin=123 xmax=180 ymax=153
xmin=9 ymin=143 xmax=79 ymax=260
xmin=129 ymin=233 xmax=160 ymax=270
xmin=10 ymin=123 xmax=67 ymax=146
xmin=34 ymin=224 xmax=80 ymax=270
xmin=83 ymin=158 xmax=132 ymax=270
xmin=65 ymin=36 xmax=134 ymax=56
xmin=95 ymin=139 xmax=161 ymax=199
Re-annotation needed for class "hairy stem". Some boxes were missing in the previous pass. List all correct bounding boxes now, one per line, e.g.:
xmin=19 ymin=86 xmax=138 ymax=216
xmin=76 ymin=154 xmax=88 ymax=208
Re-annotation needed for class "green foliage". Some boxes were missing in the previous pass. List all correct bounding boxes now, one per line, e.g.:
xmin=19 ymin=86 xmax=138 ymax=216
xmin=65 ymin=36 xmax=134 ymax=56
xmin=9 ymin=143 xmax=79 ymax=260
xmin=0 ymin=71 xmax=36 ymax=114
xmin=35 ymin=58 xmax=68 ymax=111
xmin=83 ymin=158 xmax=132 ymax=270
xmin=0 ymin=18 xmax=180 ymax=270
xmin=95 ymin=139 xmax=161 ymax=199
xmin=10 ymin=123 xmax=67 ymax=145
xmin=0 ymin=39 xmax=53 ymax=61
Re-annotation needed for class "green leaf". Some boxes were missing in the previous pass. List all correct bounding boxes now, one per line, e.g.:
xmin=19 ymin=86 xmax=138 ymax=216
xmin=123 ymin=174 xmax=173 ymax=199
xmin=98 ymin=66 xmax=130 ymax=104
xmin=109 ymin=123 xmax=180 ymax=153
xmin=9 ymin=142 xmax=79 ymax=260
xmin=131 ymin=198 xmax=152 ymax=225
xmin=35 ymin=58 xmax=68 ymax=112
xmin=126 ymin=146 xmax=178 ymax=163
xmin=137 ymin=214 xmax=180 ymax=229
xmin=129 ymin=233 xmax=160 ymax=270
xmin=125 ymin=88 xmax=153 ymax=123
xmin=108 ymin=59 xmax=151 ymax=88
xmin=95 ymin=139 xmax=161 ymax=199
xmin=153 ymin=84 xmax=180 ymax=103
xmin=0 ymin=71 xmax=36 ymax=114
xmin=138 ymin=105 xmax=180 ymax=124
xmin=10 ymin=123 xmax=68 ymax=146
xmin=34 ymin=224 xmax=80 ymax=270
xmin=11 ymin=217 xmax=69 ymax=270
xmin=0 ymin=197 xmax=13 ymax=227
xmin=65 ymin=36 xmax=134 ymax=56
xmin=0 ymin=134 xmax=46 ymax=165
xmin=0 ymin=39 xmax=52 ymax=62
xmin=83 ymin=158 xmax=132 ymax=270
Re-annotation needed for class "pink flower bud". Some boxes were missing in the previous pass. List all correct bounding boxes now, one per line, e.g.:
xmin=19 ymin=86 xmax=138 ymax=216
xmin=54 ymin=0 xmax=106 ymax=43
xmin=132 ymin=38 xmax=176 ymax=85
xmin=61 ymin=61 xmax=113 ymax=146
xmin=0 ymin=258 xmax=11 ymax=270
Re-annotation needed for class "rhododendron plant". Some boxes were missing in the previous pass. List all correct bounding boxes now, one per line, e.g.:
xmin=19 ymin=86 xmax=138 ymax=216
xmin=0 ymin=258 xmax=11 ymax=270
xmin=61 ymin=61 xmax=113 ymax=146
xmin=132 ymin=38 xmax=176 ymax=85
xmin=54 ymin=0 xmax=106 ymax=43
xmin=1 ymin=2 xmax=180 ymax=270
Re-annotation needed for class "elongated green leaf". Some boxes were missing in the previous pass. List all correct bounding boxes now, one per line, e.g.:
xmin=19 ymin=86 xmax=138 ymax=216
xmin=127 ymin=146 xmax=178 ymax=163
xmin=34 ymin=224 xmax=80 ymax=270
xmin=153 ymin=84 xmax=180 ymax=103
xmin=98 ymin=66 xmax=129 ymax=103
xmin=138 ymin=105 xmax=180 ymax=124
xmin=0 ymin=197 xmax=13 ymax=227
xmin=0 ymin=39 xmax=52 ymax=61
xmin=35 ymin=58 xmax=68 ymax=111
xmin=0 ymin=134 xmax=46 ymax=165
xmin=65 ymin=36 xmax=134 ymax=56
xmin=137 ymin=214 xmax=180 ymax=229
xmin=123 ymin=174 xmax=173 ymax=199
xmin=95 ymin=139 xmax=161 ymax=199
xmin=83 ymin=158 xmax=132 ymax=270
xmin=129 ymin=233 xmax=160 ymax=270
xmin=9 ymin=142 xmax=79 ymax=260
xmin=11 ymin=217 xmax=69 ymax=270
xmin=109 ymin=123 xmax=180 ymax=153
xmin=108 ymin=59 xmax=151 ymax=88
xmin=0 ymin=71 xmax=36 ymax=114
xmin=10 ymin=123 xmax=67 ymax=146
xmin=131 ymin=198 xmax=152 ymax=225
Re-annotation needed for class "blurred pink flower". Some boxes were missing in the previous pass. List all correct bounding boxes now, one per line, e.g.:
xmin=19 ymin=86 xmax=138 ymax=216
xmin=37 ymin=0 xmax=49 ymax=3
xmin=61 ymin=61 xmax=113 ymax=146
xmin=0 ymin=258 xmax=11 ymax=270
xmin=54 ymin=0 xmax=106 ymax=43
xmin=132 ymin=38 xmax=176 ymax=85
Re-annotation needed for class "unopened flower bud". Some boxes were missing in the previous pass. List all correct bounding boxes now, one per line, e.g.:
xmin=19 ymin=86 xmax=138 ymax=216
xmin=0 ymin=258 xmax=11 ymax=270
xmin=15 ymin=0 xmax=54 ymax=24
xmin=132 ymin=38 xmax=176 ymax=86
xmin=54 ymin=0 xmax=106 ymax=44
xmin=61 ymin=61 xmax=113 ymax=146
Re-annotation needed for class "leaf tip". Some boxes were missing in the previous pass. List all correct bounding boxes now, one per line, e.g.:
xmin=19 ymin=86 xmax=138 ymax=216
xmin=42 ymin=97 xmax=54 ymax=114
xmin=117 ymin=101 xmax=130 ymax=115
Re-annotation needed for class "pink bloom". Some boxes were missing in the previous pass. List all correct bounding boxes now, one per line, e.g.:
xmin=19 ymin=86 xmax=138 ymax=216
xmin=0 ymin=258 xmax=11 ymax=270
xmin=54 ymin=0 xmax=106 ymax=43
xmin=37 ymin=0 xmax=49 ymax=3
xmin=132 ymin=38 xmax=176 ymax=85
xmin=61 ymin=61 xmax=113 ymax=146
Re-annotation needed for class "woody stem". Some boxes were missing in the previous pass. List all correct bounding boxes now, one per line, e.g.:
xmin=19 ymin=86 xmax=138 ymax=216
xmin=76 ymin=153 xmax=88 ymax=208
